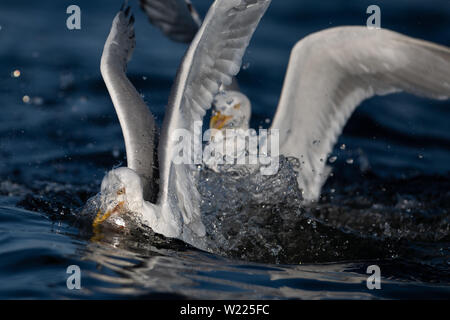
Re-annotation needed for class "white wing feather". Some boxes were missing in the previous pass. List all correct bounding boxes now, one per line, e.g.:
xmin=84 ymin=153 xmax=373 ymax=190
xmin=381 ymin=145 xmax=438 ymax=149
xmin=271 ymin=27 xmax=450 ymax=201
xmin=100 ymin=8 xmax=158 ymax=202
xmin=139 ymin=0 xmax=201 ymax=43
xmin=157 ymin=0 xmax=271 ymax=241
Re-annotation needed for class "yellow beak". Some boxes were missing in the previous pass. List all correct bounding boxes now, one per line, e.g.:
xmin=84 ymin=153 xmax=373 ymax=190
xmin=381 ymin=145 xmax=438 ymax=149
xmin=210 ymin=111 xmax=233 ymax=130
xmin=92 ymin=201 xmax=124 ymax=229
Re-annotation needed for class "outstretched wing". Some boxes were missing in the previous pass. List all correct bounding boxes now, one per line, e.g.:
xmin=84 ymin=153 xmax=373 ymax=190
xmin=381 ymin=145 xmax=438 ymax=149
xmin=100 ymin=7 xmax=158 ymax=202
xmin=156 ymin=0 xmax=271 ymax=241
xmin=271 ymin=27 xmax=450 ymax=201
xmin=139 ymin=0 xmax=201 ymax=43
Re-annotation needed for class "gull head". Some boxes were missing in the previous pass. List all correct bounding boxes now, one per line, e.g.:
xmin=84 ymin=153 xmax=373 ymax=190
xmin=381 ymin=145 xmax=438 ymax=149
xmin=94 ymin=167 xmax=145 ymax=230
xmin=210 ymin=90 xmax=251 ymax=130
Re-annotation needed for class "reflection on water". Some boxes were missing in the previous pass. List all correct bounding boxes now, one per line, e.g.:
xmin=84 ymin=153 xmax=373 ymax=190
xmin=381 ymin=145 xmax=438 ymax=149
xmin=1 ymin=186 xmax=449 ymax=300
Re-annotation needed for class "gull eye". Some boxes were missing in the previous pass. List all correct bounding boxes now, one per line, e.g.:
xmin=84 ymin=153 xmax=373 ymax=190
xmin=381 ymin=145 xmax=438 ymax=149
xmin=116 ymin=187 xmax=126 ymax=195
xmin=233 ymin=103 xmax=241 ymax=110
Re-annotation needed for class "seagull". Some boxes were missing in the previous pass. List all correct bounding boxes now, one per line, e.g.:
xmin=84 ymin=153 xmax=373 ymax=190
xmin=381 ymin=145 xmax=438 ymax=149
xmin=96 ymin=0 xmax=271 ymax=249
xmin=139 ymin=1 xmax=258 ymax=173
xmin=139 ymin=0 xmax=240 ymax=91
xmin=94 ymin=0 xmax=450 ymax=249
xmin=140 ymin=0 xmax=450 ymax=201
xmin=207 ymin=27 xmax=450 ymax=201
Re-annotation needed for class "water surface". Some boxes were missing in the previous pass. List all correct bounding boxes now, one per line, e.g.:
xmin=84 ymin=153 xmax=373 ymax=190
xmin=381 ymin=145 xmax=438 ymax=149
xmin=0 ymin=0 xmax=449 ymax=299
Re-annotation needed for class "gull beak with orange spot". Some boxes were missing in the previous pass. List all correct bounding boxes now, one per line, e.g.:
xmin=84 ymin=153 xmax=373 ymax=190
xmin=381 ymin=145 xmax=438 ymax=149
xmin=92 ymin=201 xmax=125 ymax=229
xmin=210 ymin=111 xmax=233 ymax=130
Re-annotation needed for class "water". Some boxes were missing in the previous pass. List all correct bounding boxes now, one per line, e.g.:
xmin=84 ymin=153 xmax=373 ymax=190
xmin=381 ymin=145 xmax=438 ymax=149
xmin=0 ymin=0 xmax=449 ymax=299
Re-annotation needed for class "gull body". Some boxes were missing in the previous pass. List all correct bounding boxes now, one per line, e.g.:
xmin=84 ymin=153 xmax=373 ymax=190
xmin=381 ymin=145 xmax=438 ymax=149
xmin=208 ymin=29 xmax=450 ymax=200
xmin=142 ymin=1 xmax=450 ymax=200
xmin=98 ymin=0 xmax=271 ymax=248
xmin=204 ymin=91 xmax=254 ymax=173
xmin=95 ymin=0 xmax=450 ymax=248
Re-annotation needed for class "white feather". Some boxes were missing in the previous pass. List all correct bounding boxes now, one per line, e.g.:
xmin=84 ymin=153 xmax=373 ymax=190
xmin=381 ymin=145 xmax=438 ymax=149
xmin=271 ymin=27 xmax=450 ymax=201
xmin=100 ymin=9 xmax=158 ymax=202
xmin=158 ymin=0 xmax=271 ymax=238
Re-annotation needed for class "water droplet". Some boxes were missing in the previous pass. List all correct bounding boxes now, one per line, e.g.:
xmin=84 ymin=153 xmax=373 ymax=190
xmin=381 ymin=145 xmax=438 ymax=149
xmin=32 ymin=96 xmax=44 ymax=105
xmin=346 ymin=158 xmax=354 ymax=164
xmin=340 ymin=144 xmax=346 ymax=150
xmin=12 ymin=69 xmax=21 ymax=78
xmin=418 ymin=154 xmax=424 ymax=159
xmin=22 ymin=95 xmax=30 ymax=103
xmin=329 ymin=156 xmax=337 ymax=163
xmin=242 ymin=62 xmax=250 ymax=70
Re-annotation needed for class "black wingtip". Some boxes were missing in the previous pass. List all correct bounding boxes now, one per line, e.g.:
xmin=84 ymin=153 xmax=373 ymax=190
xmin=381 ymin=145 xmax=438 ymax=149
xmin=129 ymin=14 xmax=135 ymax=26
xmin=120 ymin=0 xmax=129 ymax=12
xmin=124 ymin=6 xmax=131 ymax=16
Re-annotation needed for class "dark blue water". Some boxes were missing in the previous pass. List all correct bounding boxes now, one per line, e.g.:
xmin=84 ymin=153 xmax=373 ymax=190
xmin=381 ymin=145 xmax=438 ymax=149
xmin=0 ymin=0 xmax=449 ymax=299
